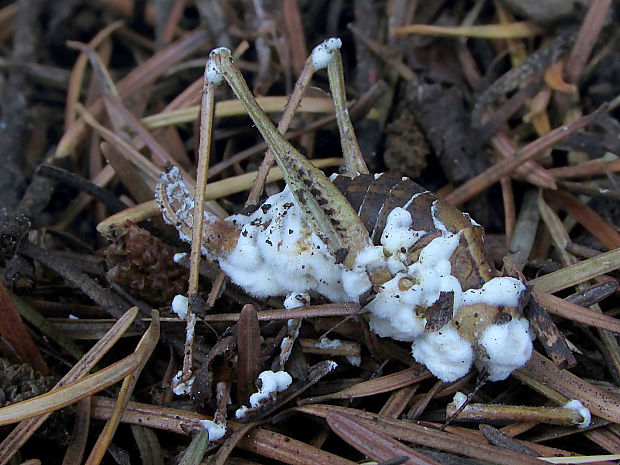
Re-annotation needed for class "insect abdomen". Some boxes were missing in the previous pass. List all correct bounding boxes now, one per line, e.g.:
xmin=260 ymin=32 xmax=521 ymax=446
xmin=333 ymin=173 xmax=497 ymax=289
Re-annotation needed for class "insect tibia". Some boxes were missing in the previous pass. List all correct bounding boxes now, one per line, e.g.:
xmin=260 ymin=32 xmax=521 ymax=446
xmin=209 ymin=47 xmax=373 ymax=270
xmin=155 ymin=166 xmax=240 ymax=258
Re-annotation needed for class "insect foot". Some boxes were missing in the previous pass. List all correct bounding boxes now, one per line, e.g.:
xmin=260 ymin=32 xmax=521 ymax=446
xmin=157 ymin=38 xmax=533 ymax=383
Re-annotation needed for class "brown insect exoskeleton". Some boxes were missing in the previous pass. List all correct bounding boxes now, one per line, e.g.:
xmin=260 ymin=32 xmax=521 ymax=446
xmin=157 ymin=38 xmax=532 ymax=383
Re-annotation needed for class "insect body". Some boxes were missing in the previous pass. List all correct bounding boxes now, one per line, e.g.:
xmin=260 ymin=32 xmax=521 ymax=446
xmin=156 ymin=39 xmax=533 ymax=383
xmin=158 ymin=167 xmax=531 ymax=382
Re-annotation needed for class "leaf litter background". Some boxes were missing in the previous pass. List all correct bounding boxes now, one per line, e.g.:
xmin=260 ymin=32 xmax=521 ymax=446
xmin=0 ymin=0 xmax=619 ymax=464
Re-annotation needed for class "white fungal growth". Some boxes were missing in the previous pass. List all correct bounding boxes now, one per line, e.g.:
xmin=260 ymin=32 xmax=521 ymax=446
xmin=219 ymin=186 xmax=371 ymax=302
xmin=367 ymin=232 xmax=464 ymax=343
xmin=205 ymin=48 xmax=230 ymax=84
xmin=450 ymin=391 xmax=468 ymax=410
xmin=173 ymin=252 xmax=187 ymax=263
xmin=364 ymin=204 xmax=529 ymax=382
xmin=563 ymin=400 xmax=591 ymax=428
xmin=341 ymin=267 xmax=372 ymax=298
xmin=248 ymin=370 xmax=293 ymax=408
xmin=171 ymin=370 xmax=194 ymax=396
xmin=411 ymin=324 xmax=475 ymax=382
xmin=158 ymin=162 xmax=531 ymax=383
xmin=200 ymin=419 xmax=227 ymax=441
xmin=380 ymin=207 xmax=427 ymax=274
xmin=478 ymin=318 xmax=532 ymax=381
xmin=156 ymin=166 xmax=221 ymax=249
xmin=284 ymin=292 xmax=310 ymax=309
xmin=317 ymin=337 xmax=342 ymax=349
xmin=431 ymin=200 xmax=449 ymax=233
xmin=462 ymin=277 xmax=525 ymax=307
xmin=311 ymin=38 xmax=342 ymax=70
xmin=235 ymin=405 xmax=249 ymax=419
xmin=171 ymin=294 xmax=189 ymax=319
xmin=186 ymin=312 xmax=197 ymax=344
xmin=355 ymin=244 xmax=385 ymax=269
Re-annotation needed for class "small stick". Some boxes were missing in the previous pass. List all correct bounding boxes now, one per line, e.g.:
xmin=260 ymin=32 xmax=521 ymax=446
xmin=446 ymin=106 xmax=605 ymax=206
xmin=565 ymin=280 xmax=618 ymax=308
xmin=504 ymin=189 xmax=539 ymax=271
xmin=500 ymin=177 xmax=515 ymax=245
xmin=407 ymin=379 xmax=444 ymax=420
xmin=527 ymin=247 xmax=620 ymax=293
xmin=348 ymin=22 xmax=416 ymax=81
xmin=440 ymin=371 xmax=488 ymax=431
xmin=557 ymin=180 xmax=620 ymax=202
xmin=547 ymin=157 xmax=620 ymax=179
xmin=445 ymin=399 xmax=590 ymax=427
xmin=37 ymin=164 xmax=128 ymax=213
xmin=479 ymin=424 xmax=538 ymax=457
xmin=182 ymin=63 xmax=217 ymax=382
xmin=563 ymin=0 xmax=613 ymax=85
xmin=537 ymin=194 xmax=620 ymax=383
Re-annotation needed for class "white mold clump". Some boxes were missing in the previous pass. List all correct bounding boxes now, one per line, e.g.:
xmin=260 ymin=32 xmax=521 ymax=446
xmin=411 ymin=325 xmax=475 ymax=382
xmin=478 ymin=317 xmax=532 ymax=381
xmin=563 ymin=400 xmax=591 ymax=428
xmin=364 ymin=202 xmax=530 ymax=382
xmin=171 ymin=370 xmax=194 ymax=396
xmin=379 ymin=207 xmax=427 ymax=274
xmin=233 ymin=369 xmax=303 ymax=416
xmin=284 ymin=292 xmax=310 ymax=309
xmin=200 ymin=419 xmax=227 ymax=441
xmin=317 ymin=337 xmax=342 ymax=350
xmin=205 ymin=48 xmax=229 ymax=85
xmin=450 ymin=391 xmax=468 ymax=410
xmin=462 ymin=277 xmax=526 ymax=307
xmin=248 ymin=370 xmax=292 ymax=408
xmin=157 ymin=167 xmax=220 ymax=250
xmin=171 ymin=294 xmax=189 ymax=319
xmin=219 ymin=186 xmax=371 ymax=302
xmin=367 ymin=230 xmax=463 ymax=342
xmin=235 ymin=405 xmax=249 ymax=419
xmin=311 ymin=38 xmax=342 ymax=70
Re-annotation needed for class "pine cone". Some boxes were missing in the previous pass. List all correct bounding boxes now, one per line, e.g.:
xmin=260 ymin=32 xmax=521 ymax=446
xmin=0 ymin=358 xmax=54 ymax=406
xmin=103 ymin=222 xmax=188 ymax=306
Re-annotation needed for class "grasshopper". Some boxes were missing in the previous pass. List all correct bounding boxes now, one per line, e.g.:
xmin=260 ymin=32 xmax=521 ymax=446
xmin=157 ymin=39 xmax=532 ymax=383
